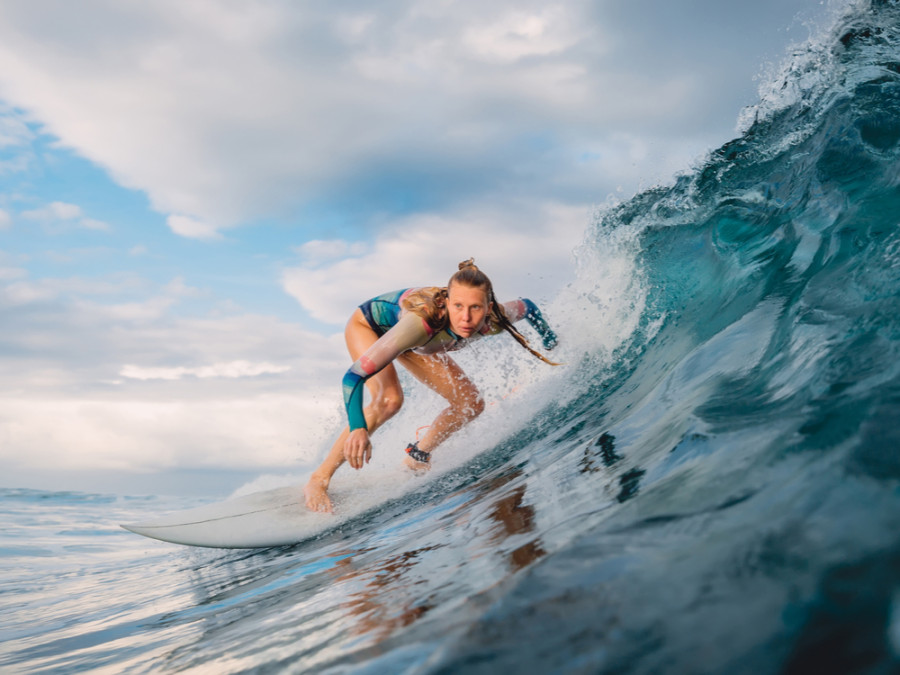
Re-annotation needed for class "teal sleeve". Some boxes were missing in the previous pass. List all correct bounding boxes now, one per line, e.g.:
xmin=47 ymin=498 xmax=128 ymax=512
xmin=342 ymin=369 xmax=369 ymax=432
xmin=521 ymin=298 xmax=558 ymax=350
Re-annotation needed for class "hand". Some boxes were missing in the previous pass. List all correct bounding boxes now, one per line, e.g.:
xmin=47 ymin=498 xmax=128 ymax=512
xmin=343 ymin=428 xmax=372 ymax=470
xmin=542 ymin=329 xmax=558 ymax=351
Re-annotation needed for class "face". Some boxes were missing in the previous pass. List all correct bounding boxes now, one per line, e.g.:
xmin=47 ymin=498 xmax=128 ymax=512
xmin=447 ymin=283 xmax=491 ymax=337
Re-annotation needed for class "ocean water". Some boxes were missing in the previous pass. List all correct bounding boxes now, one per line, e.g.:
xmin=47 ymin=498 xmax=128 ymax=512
xmin=4 ymin=0 xmax=900 ymax=672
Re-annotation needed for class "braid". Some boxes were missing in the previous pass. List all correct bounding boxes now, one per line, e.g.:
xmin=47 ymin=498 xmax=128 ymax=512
xmin=487 ymin=287 xmax=562 ymax=366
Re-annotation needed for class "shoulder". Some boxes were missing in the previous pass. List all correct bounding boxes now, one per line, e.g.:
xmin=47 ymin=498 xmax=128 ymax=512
xmin=387 ymin=310 xmax=435 ymax=345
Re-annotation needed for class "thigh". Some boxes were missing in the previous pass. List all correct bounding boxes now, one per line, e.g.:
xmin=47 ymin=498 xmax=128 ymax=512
xmin=345 ymin=308 xmax=403 ymax=401
xmin=398 ymin=351 xmax=480 ymax=405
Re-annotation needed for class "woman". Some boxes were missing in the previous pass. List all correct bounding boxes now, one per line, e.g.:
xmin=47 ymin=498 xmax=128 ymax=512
xmin=304 ymin=259 xmax=559 ymax=513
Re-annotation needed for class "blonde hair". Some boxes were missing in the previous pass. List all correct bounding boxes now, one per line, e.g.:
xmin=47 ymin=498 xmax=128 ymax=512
xmin=403 ymin=258 xmax=560 ymax=366
xmin=400 ymin=286 xmax=449 ymax=332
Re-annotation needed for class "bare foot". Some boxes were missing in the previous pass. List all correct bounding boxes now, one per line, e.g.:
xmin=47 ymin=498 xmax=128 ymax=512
xmin=303 ymin=475 xmax=333 ymax=513
xmin=403 ymin=454 xmax=431 ymax=475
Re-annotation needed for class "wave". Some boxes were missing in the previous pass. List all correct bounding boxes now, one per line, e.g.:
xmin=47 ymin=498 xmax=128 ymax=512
xmin=427 ymin=0 xmax=900 ymax=670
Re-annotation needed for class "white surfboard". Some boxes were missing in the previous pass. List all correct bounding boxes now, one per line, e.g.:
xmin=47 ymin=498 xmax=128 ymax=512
xmin=121 ymin=486 xmax=322 ymax=548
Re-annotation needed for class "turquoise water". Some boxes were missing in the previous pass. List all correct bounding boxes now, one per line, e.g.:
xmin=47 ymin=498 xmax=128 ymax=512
xmin=4 ymin=1 xmax=900 ymax=672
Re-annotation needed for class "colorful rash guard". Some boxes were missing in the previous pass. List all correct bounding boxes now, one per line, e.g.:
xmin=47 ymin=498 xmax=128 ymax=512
xmin=343 ymin=288 xmax=557 ymax=432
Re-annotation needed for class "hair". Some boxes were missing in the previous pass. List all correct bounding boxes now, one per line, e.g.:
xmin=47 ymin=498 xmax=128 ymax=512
xmin=402 ymin=258 xmax=560 ymax=366
xmin=399 ymin=285 xmax=449 ymax=332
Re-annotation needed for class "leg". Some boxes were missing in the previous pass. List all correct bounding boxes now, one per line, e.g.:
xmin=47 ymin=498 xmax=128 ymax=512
xmin=397 ymin=351 xmax=485 ymax=459
xmin=304 ymin=310 xmax=404 ymax=512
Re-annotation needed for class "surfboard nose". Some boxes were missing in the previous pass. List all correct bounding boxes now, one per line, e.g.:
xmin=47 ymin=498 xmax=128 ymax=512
xmin=119 ymin=486 xmax=316 ymax=548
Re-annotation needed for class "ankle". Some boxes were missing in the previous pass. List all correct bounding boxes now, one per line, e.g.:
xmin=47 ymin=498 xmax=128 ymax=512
xmin=308 ymin=471 xmax=331 ymax=488
xmin=405 ymin=441 xmax=431 ymax=464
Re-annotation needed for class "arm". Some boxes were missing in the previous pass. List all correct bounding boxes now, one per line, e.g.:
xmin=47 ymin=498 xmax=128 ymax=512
xmin=343 ymin=312 xmax=433 ymax=431
xmin=501 ymin=298 xmax=558 ymax=350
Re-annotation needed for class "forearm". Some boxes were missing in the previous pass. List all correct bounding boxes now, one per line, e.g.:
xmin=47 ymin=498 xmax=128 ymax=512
xmin=509 ymin=298 xmax=558 ymax=350
xmin=523 ymin=299 xmax=558 ymax=349
xmin=342 ymin=368 xmax=369 ymax=431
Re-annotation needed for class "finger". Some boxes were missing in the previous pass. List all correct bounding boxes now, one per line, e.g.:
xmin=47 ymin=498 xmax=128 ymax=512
xmin=344 ymin=444 xmax=358 ymax=469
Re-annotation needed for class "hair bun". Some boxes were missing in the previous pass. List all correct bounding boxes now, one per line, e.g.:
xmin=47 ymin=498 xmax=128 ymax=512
xmin=458 ymin=257 xmax=477 ymax=271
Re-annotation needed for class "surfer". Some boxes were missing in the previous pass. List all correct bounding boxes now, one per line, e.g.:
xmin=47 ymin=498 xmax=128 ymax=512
xmin=304 ymin=258 xmax=560 ymax=513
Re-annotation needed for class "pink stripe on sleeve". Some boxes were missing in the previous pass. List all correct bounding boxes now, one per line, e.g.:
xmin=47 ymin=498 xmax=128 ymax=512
xmin=359 ymin=355 xmax=378 ymax=375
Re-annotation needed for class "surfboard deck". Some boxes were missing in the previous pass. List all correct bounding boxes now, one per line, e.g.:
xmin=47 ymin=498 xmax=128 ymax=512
xmin=121 ymin=486 xmax=319 ymax=548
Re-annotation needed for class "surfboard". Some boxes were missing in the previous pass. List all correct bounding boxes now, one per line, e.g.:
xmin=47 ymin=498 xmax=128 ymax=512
xmin=121 ymin=486 xmax=320 ymax=548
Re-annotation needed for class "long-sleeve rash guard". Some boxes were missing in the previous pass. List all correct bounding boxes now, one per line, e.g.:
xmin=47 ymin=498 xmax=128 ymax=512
xmin=343 ymin=288 xmax=556 ymax=432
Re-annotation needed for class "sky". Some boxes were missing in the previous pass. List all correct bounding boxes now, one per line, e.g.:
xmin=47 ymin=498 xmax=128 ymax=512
xmin=0 ymin=0 xmax=840 ymax=496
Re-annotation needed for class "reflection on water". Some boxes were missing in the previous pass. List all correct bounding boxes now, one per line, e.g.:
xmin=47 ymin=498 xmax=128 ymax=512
xmin=335 ymin=545 xmax=440 ymax=642
xmin=616 ymin=468 xmax=646 ymax=503
xmin=323 ymin=468 xmax=547 ymax=654
xmin=579 ymin=433 xmax=645 ymax=503
xmin=580 ymin=432 xmax=622 ymax=473
xmin=485 ymin=477 xmax=546 ymax=572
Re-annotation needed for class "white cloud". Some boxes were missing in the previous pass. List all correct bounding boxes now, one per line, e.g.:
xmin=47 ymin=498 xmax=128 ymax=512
xmin=0 ymin=208 xmax=10 ymax=229
xmin=296 ymin=239 xmax=369 ymax=263
xmin=20 ymin=201 xmax=112 ymax=232
xmin=0 ymin=107 xmax=32 ymax=147
xmin=461 ymin=7 xmax=587 ymax=64
xmin=0 ymin=265 xmax=26 ymax=281
xmin=0 ymin=1 xmax=824 ymax=236
xmin=1 ymin=279 xmax=57 ymax=305
xmin=22 ymin=201 xmax=83 ymax=221
xmin=120 ymin=360 xmax=291 ymax=381
xmin=0 ymin=269 xmax=351 ymax=476
xmin=79 ymin=217 xmax=112 ymax=232
xmin=0 ymin=394 xmax=339 ymax=472
xmin=0 ymin=272 xmax=185 ymax=311
xmin=167 ymin=214 xmax=221 ymax=240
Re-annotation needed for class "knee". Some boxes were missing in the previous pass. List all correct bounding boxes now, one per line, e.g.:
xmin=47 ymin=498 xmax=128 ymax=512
xmin=460 ymin=392 xmax=485 ymax=421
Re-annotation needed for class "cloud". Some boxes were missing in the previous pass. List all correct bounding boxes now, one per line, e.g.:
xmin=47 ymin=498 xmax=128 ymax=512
xmin=0 ymin=265 xmax=26 ymax=281
xmin=0 ymin=106 xmax=32 ymax=147
xmin=0 ymin=270 xmax=181 ymax=310
xmin=166 ymin=214 xmax=221 ymax=240
xmin=0 ymin=208 xmax=10 ymax=230
xmin=83 ymin=219 xmax=112 ymax=232
xmin=120 ymin=360 xmax=291 ymax=381
xmin=1 ymin=279 xmax=58 ymax=305
xmin=0 ymin=268 xmax=350 ymax=475
xmin=22 ymin=201 xmax=82 ymax=221
xmin=0 ymin=1 xmax=826 ymax=237
xmin=20 ymin=201 xmax=111 ymax=232
xmin=296 ymin=239 xmax=369 ymax=263
xmin=461 ymin=7 xmax=587 ymax=64
xmin=0 ymin=394 xmax=339 ymax=472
